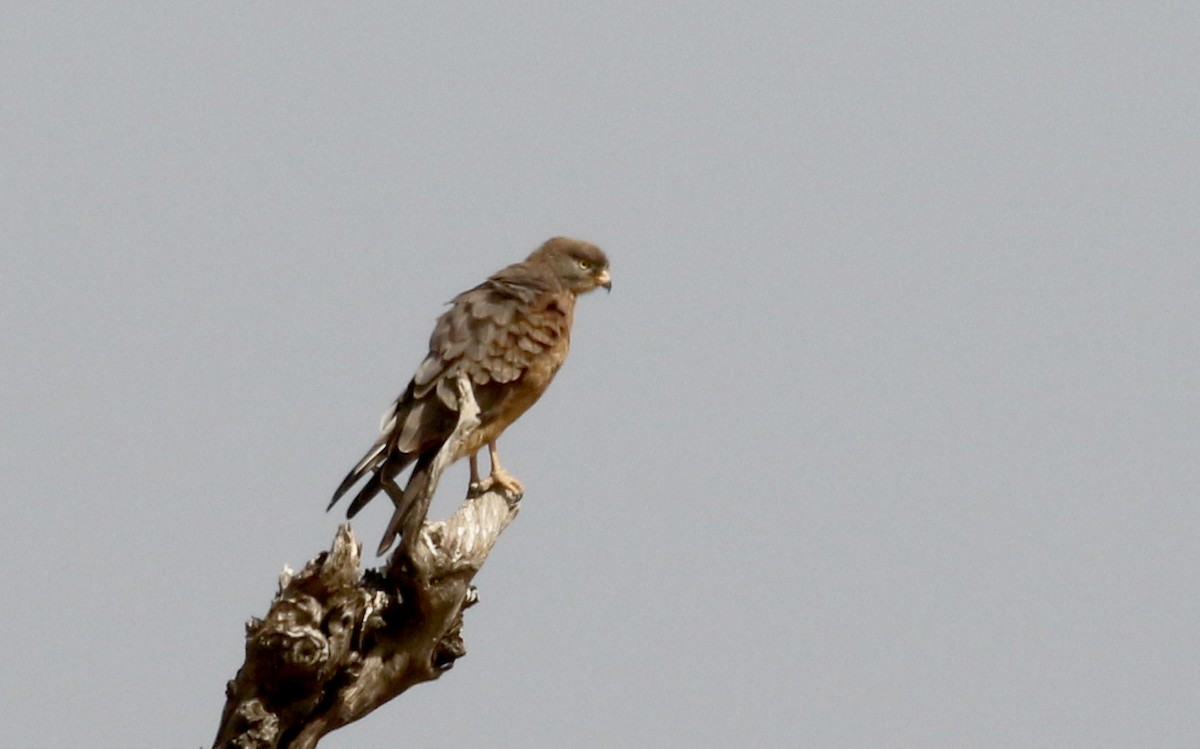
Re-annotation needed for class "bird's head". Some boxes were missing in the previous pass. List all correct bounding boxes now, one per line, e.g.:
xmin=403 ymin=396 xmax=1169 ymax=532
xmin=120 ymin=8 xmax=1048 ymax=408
xmin=530 ymin=236 xmax=612 ymax=294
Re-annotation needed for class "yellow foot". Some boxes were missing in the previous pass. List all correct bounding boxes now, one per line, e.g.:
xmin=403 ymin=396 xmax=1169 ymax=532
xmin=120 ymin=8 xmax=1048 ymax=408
xmin=468 ymin=468 xmax=525 ymax=499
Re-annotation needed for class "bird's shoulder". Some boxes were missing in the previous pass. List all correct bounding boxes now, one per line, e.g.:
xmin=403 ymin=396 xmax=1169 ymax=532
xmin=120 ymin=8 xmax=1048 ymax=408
xmin=420 ymin=263 xmax=571 ymax=385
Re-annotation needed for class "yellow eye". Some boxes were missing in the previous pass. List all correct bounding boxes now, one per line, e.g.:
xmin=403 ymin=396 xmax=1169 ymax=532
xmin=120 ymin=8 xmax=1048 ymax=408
xmin=577 ymin=259 xmax=591 ymax=270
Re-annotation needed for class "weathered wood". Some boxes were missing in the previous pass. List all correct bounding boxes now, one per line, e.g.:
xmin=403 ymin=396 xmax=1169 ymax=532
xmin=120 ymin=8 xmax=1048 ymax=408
xmin=213 ymin=374 xmax=521 ymax=749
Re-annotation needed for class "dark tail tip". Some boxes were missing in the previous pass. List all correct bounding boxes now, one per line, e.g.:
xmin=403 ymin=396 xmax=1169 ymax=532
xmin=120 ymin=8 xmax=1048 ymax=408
xmin=376 ymin=533 xmax=395 ymax=557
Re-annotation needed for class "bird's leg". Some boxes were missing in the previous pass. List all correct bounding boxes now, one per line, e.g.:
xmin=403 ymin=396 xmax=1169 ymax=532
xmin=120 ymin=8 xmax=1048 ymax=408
xmin=466 ymin=451 xmax=486 ymax=498
xmin=467 ymin=442 xmax=524 ymax=498
xmin=485 ymin=441 xmax=524 ymax=497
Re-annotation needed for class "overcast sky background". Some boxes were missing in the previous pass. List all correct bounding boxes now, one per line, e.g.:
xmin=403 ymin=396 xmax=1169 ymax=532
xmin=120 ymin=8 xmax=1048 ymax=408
xmin=3 ymin=4 xmax=1198 ymax=748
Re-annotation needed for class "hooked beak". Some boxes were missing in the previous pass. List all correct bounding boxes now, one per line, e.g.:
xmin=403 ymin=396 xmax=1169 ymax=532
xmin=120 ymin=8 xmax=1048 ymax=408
xmin=596 ymin=268 xmax=612 ymax=292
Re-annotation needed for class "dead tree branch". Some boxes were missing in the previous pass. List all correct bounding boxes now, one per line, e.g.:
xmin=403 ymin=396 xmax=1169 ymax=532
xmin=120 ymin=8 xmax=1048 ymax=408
xmin=213 ymin=373 xmax=521 ymax=749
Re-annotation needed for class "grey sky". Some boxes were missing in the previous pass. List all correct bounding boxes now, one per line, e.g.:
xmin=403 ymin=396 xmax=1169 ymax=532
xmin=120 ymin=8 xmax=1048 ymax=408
xmin=3 ymin=3 xmax=1198 ymax=747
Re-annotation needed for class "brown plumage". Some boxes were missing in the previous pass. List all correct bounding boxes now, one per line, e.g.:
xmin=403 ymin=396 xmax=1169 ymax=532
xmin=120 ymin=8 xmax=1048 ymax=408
xmin=329 ymin=236 xmax=611 ymax=555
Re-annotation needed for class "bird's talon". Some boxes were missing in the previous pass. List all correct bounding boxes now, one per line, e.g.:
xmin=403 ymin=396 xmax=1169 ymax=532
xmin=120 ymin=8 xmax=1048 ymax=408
xmin=491 ymin=470 xmax=525 ymax=498
xmin=468 ymin=471 xmax=524 ymax=499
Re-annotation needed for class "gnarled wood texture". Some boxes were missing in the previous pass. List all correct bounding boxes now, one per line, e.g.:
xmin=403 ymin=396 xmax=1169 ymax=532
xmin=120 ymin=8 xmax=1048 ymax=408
xmin=213 ymin=374 xmax=521 ymax=749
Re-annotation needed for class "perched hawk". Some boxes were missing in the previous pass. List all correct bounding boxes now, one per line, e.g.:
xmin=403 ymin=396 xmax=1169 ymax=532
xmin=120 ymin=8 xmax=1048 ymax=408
xmin=329 ymin=237 xmax=611 ymax=555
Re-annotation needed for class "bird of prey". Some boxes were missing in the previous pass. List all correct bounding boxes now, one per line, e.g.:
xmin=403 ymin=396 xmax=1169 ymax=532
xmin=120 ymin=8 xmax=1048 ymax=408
xmin=329 ymin=237 xmax=611 ymax=556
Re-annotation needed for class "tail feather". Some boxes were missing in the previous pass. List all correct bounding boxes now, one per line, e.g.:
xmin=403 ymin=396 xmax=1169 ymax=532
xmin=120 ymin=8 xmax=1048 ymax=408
xmin=345 ymin=472 xmax=383 ymax=519
xmin=375 ymin=450 xmax=437 ymax=556
xmin=328 ymin=442 xmax=386 ymax=511
xmin=346 ymin=448 xmax=415 ymax=518
xmin=329 ymin=443 xmax=416 ymax=518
